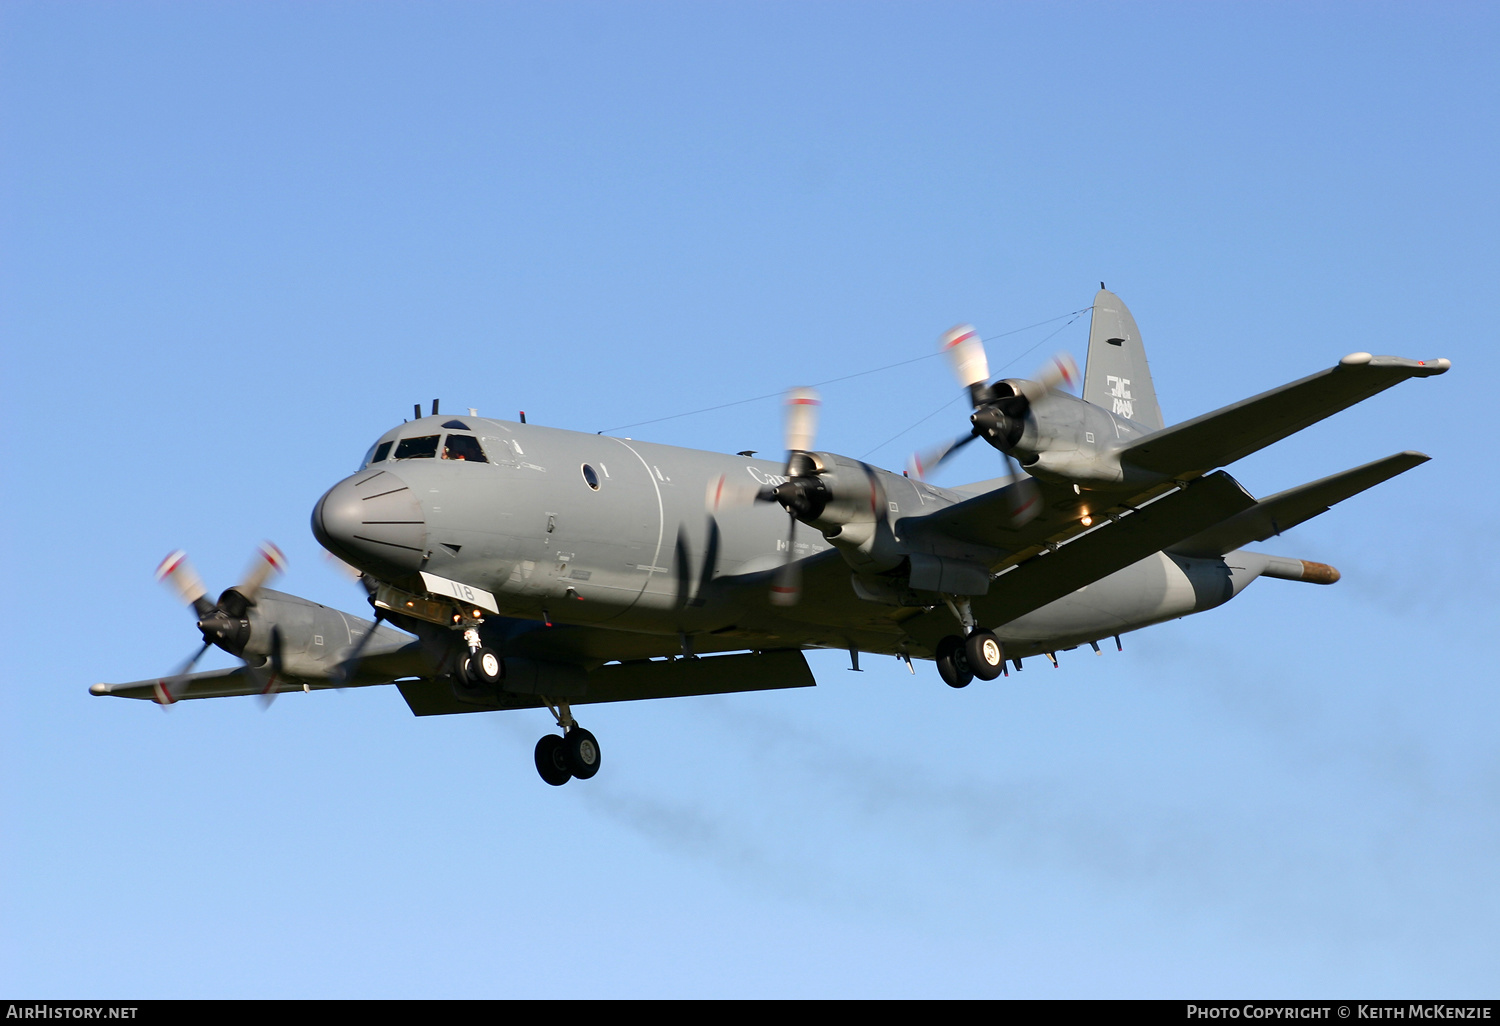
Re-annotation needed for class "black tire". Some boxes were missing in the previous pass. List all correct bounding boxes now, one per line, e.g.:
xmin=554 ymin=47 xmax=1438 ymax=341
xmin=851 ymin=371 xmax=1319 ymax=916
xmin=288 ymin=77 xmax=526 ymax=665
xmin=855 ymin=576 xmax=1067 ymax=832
xmin=564 ymin=728 xmax=602 ymax=779
xmin=965 ymin=630 xmax=1005 ymax=681
xmin=534 ymin=734 xmax=572 ymax=786
xmin=935 ymin=635 xmax=973 ymax=689
xmin=470 ymin=646 xmax=505 ymax=686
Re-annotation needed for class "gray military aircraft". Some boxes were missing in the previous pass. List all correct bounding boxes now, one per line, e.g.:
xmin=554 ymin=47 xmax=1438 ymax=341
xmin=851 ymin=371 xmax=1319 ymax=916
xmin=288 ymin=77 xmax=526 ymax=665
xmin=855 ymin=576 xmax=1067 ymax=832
xmin=92 ymin=289 xmax=1450 ymax=786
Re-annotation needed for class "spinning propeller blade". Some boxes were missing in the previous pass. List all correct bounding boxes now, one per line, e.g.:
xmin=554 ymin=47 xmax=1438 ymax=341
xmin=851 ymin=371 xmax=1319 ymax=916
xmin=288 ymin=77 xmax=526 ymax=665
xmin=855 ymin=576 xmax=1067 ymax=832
xmin=783 ymin=386 xmax=820 ymax=458
xmin=152 ymin=543 xmax=287 ymax=705
xmin=770 ymin=517 xmax=802 ymax=607
xmin=911 ymin=323 xmax=1073 ymax=524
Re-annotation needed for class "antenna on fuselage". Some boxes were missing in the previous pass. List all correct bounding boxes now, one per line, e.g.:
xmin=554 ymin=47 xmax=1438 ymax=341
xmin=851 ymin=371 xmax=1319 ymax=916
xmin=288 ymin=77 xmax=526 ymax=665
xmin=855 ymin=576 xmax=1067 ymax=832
xmin=520 ymin=411 xmax=526 ymax=424
xmin=413 ymin=403 xmax=421 ymax=419
xmin=432 ymin=399 xmax=439 ymax=415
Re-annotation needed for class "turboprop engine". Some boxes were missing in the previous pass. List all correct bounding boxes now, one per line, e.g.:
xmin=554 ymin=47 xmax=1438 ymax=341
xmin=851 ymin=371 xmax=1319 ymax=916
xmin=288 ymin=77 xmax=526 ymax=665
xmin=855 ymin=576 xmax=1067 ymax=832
xmin=912 ymin=325 xmax=1164 ymax=492
xmin=772 ymin=449 xmax=902 ymax=574
xmin=153 ymin=545 xmax=397 ymax=703
xmin=975 ymin=381 xmax=1156 ymax=489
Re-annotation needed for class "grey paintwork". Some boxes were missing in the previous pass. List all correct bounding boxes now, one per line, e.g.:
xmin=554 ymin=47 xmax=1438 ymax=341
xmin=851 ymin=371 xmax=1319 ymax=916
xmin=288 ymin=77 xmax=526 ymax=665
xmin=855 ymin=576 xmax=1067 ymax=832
xmin=95 ymin=289 xmax=1450 ymax=707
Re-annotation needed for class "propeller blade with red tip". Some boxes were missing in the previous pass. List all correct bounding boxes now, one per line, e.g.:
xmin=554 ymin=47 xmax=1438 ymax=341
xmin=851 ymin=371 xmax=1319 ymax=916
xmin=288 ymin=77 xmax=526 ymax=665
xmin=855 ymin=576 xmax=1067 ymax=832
xmin=155 ymin=640 xmax=213 ymax=704
xmin=783 ymin=386 xmax=820 ymax=459
xmin=237 ymin=542 xmax=286 ymax=603
xmin=769 ymin=517 xmax=802 ymax=607
xmin=1001 ymin=453 xmax=1042 ymax=526
xmin=907 ymin=430 xmax=981 ymax=481
xmin=156 ymin=550 xmax=214 ymax=618
xmin=942 ymin=324 xmax=990 ymax=397
xmin=1035 ymin=351 xmax=1080 ymax=394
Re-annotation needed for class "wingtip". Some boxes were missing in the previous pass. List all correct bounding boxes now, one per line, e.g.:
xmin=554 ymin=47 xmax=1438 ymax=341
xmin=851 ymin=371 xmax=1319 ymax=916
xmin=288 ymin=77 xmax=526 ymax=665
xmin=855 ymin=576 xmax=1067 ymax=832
xmin=90 ymin=683 xmax=110 ymax=695
xmin=1340 ymin=353 xmax=1451 ymax=375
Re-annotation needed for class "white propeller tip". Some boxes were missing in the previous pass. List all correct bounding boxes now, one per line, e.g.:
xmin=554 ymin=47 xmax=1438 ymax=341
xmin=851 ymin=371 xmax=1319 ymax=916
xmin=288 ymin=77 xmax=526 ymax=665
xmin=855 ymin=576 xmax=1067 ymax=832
xmin=941 ymin=324 xmax=990 ymax=389
xmin=784 ymin=387 xmax=821 ymax=454
xmin=155 ymin=550 xmax=187 ymax=582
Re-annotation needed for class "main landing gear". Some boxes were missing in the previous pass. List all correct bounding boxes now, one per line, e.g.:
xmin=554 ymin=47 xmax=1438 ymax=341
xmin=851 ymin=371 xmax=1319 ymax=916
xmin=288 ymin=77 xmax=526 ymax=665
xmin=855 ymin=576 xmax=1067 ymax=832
xmin=934 ymin=595 xmax=1005 ymax=688
xmin=533 ymin=698 xmax=601 ymax=786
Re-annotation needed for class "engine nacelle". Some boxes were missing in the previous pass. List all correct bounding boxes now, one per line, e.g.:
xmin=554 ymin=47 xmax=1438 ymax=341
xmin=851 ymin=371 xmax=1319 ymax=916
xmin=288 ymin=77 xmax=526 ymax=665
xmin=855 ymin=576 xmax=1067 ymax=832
xmin=977 ymin=389 xmax=1165 ymax=491
xmin=793 ymin=452 xmax=904 ymax=574
xmin=237 ymin=589 xmax=385 ymax=680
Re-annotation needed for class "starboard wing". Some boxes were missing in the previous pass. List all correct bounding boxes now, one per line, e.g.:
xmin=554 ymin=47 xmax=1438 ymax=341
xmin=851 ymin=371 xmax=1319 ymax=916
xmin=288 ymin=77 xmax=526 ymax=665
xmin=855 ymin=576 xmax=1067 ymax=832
xmin=1119 ymin=355 xmax=1448 ymax=481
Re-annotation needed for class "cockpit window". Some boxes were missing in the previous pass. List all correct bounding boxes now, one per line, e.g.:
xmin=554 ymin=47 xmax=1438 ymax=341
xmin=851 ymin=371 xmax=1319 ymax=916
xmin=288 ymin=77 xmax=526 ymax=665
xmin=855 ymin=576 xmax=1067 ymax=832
xmin=442 ymin=434 xmax=488 ymax=462
xmin=441 ymin=419 xmax=471 ymax=430
xmin=394 ymin=435 xmax=440 ymax=460
xmin=370 ymin=440 xmax=393 ymax=465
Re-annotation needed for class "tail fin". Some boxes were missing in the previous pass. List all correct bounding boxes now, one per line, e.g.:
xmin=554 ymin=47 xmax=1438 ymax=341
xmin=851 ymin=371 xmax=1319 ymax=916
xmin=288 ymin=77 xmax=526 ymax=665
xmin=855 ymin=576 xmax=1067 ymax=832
xmin=1083 ymin=288 xmax=1165 ymax=431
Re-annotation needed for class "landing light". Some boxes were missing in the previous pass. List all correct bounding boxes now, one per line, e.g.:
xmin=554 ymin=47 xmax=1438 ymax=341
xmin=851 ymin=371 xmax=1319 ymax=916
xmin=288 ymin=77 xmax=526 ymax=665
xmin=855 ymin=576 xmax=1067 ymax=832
xmin=1081 ymin=515 xmax=1093 ymax=527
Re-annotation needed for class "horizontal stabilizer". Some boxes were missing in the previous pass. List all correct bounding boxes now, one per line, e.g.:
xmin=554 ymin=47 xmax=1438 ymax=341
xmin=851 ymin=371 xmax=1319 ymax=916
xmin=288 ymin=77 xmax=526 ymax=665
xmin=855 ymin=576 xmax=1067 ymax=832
xmin=1121 ymin=354 xmax=1449 ymax=479
xmin=976 ymin=470 xmax=1256 ymax=627
xmin=1170 ymin=450 xmax=1430 ymax=558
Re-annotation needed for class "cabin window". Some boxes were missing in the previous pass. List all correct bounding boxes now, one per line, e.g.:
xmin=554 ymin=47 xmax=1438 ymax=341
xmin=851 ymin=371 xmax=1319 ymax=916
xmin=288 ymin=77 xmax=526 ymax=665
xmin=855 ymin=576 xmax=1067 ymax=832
xmin=443 ymin=434 xmax=488 ymax=462
xmin=581 ymin=464 xmax=600 ymax=490
xmin=394 ymin=435 xmax=440 ymax=460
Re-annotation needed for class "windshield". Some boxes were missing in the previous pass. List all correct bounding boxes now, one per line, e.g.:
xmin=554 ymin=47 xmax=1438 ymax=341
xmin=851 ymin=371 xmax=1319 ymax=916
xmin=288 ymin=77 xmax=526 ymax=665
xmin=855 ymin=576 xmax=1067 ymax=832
xmin=394 ymin=435 xmax=440 ymax=460
xmin=442 ymin=434 xmax=488 ymax=462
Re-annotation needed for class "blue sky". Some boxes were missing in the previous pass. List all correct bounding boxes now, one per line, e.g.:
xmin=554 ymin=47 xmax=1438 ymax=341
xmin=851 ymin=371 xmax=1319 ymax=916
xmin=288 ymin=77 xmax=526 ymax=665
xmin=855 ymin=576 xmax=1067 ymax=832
xmin=3 ymin=1 xmax=1496 ymax=997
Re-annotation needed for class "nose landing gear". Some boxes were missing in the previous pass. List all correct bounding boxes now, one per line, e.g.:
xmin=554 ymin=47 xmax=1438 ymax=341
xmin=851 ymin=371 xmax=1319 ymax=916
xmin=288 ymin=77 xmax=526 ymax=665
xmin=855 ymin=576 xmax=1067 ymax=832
xmin=533 ymin=698 xmax=602 ymax=786
xmin=458 ymin=627 xmax=505 ymax=687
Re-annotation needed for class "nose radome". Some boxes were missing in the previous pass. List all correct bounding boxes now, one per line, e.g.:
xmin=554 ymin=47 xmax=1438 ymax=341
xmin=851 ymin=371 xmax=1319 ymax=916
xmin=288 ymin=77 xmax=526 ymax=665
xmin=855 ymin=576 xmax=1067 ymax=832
xmin=312 ymin=469 xmax=427 ymax=577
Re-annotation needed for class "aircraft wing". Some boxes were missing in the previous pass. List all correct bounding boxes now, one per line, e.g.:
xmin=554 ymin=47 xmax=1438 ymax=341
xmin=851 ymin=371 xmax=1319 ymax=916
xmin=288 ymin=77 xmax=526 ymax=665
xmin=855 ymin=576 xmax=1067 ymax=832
xmin=1169 ymin=450 xmax=1430 ymax=558
xmin=90 ymin=666 xmax=386 ymax=702
xmin=397 ymin=648 xmax=816 ymax=716
xmin=91 ymin=635 xmax=432 ymax=703
xmin=901 ymin=476 xmax=1105 ymax=562
xmin=1119 ymin=354 xmax=1449 ymax=479
xmin=974 ymin=470 xmax=1256 ymax=626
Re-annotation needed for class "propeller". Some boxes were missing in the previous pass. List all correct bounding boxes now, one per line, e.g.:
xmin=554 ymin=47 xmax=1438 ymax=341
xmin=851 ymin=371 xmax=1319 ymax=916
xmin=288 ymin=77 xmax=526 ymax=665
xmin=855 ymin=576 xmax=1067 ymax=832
xmin=153 ymin=542 xmax=286 ymax=704
xmin=329 ymin=611 xmax=386 ymax=687
xmin=704 ymin=387 xmax=829 ymax=607
xmin=767 ymin=387 xmax=829 ymax=606
xmin=908 ymin=324 xmax=1079 ymax=526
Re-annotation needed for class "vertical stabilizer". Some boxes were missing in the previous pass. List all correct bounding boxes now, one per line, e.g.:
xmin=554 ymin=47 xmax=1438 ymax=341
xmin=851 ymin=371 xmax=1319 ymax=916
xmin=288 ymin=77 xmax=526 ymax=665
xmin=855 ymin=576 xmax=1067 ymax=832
xmin=1083 ymin=288 xmax=1165 ymax=431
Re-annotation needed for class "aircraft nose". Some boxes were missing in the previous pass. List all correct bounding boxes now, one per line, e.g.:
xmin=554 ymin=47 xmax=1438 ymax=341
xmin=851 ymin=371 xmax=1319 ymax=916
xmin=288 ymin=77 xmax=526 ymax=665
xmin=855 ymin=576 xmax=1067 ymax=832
xmin=312 ymin=468 xmax=428 ymax=577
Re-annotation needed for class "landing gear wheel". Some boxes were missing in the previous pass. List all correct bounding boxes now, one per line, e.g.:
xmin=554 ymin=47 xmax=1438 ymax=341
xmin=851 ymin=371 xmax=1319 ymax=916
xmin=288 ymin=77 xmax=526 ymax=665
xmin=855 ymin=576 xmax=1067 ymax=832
xmin=534 ymin=734 xmax=572 ymax=786
xmin=465 ymin=646 xmax=505 ymax=687
xmin=965 ymin=630 xmax=1005 ymax=681
xmin=564 ymin=728 xmax=601 ymax=779
xmin=935 ymin=635 xmax=973 ymax=689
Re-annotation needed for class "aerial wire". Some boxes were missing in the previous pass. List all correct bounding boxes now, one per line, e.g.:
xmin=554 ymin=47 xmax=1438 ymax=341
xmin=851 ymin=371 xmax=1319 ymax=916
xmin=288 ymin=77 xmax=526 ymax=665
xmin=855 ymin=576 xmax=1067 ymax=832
xmin=597 ymin=305 xmax=1091 ymax=435
xmin=858 ymin=304 xmax=1091 ymax=461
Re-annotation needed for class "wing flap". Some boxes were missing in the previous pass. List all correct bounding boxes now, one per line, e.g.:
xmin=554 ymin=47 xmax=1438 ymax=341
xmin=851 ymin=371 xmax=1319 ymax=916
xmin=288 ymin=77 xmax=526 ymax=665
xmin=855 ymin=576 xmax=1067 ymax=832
xmin=1121 ymin=355 xmax=1449 ymax=478
xmin=397 ymin=648 xmax=816 ymax=716
xmin=1170 ymin=450 xmax=1430 ymax=558
xmin=974 ymin=470 xmax=1257 ymax=627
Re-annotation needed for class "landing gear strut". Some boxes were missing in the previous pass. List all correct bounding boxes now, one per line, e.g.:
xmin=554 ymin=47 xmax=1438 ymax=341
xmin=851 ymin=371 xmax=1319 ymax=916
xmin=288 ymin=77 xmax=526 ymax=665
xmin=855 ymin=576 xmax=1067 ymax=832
xmin=458 ymin=626 xmax=505 ymax=687
xmin=935 ymin=594 xmax=1005 ymax=686
xmin=533 ymin=698 xmax=602 ymax=786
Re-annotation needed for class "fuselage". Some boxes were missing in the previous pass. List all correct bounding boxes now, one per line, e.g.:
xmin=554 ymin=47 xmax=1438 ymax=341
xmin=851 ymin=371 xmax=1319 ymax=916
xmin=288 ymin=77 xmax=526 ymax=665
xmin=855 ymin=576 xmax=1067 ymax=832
xmin=312 ymin=414 xmax=1255 ymax=664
